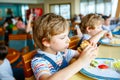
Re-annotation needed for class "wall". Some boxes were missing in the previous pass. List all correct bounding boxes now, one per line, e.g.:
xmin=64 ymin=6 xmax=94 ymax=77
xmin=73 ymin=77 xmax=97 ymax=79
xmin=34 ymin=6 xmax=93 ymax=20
xmin=28 ymin=4 xmax=44 ymax=14
xmin=0 ymin=4 xmax=22 ymax=17
xmin=115 ymin=0 xmax=120 ymax=18
xmin=0 ymin=0 xmax=44 ymax=4
xmin=44 ymin=0 xmax=80 ymax=18
xmin=0 ymin=4 xmax=22 ymax=25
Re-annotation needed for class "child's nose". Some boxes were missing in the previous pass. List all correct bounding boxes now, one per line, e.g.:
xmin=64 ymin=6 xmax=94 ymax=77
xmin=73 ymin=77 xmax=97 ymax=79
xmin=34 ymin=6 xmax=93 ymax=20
xmin=66 ymin=37 xmax=70 ymax=43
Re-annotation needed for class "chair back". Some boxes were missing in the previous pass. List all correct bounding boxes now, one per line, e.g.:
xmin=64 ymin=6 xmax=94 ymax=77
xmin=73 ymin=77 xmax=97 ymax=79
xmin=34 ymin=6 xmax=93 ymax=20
xmin=22 ymin=50 xmax=37 ymax=80
xmin=27 ymin=34 xmax=35 ymax=51
xmin=12 ymin=27 xmax=18 ymax=34
xmin=9 ymin=34 xmax=27 ymax=51
xmin=0 ymin=28 xmax=5 ymax=41
xmin=69 ymin=35 xmax=80 ymax=50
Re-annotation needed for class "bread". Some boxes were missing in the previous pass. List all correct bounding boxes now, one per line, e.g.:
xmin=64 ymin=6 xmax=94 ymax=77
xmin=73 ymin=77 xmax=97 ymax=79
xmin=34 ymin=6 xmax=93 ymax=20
xmin=77 ymin=40 xmax=90 ymax=52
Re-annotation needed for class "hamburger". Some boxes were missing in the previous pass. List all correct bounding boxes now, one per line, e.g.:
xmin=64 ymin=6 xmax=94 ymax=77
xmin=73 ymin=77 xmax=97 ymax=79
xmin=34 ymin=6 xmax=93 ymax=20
xmin=77 ymin=40 xmax=90 ymax=53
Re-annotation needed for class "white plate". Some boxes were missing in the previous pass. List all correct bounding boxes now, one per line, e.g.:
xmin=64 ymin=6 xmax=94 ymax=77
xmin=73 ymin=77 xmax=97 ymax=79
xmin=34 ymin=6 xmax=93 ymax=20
xmin=100 ymin=38 xmax=120 ymax=46
xmin=80 ymin=58 xmax=120 ymax=79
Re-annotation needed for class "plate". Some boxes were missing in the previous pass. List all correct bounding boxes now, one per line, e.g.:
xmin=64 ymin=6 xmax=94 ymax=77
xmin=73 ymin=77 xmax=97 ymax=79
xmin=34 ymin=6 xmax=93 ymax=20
xmin=112 ymin=30 xmax=120 ymax=38
xmin=80 ymin=58 xmax=120 ymax=79
xmin=99 ymin=38 xmax=120 ymax=46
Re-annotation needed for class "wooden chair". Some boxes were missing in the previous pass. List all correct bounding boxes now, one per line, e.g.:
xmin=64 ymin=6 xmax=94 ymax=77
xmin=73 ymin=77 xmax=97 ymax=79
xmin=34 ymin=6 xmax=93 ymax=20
xmin=21 ymin=50 xmax=37 ymax=80
xmin=9 ymin=34 xmax=27 ymax=51
xmin=12 ymin=27 xmax=18 ymax=34
xmin=0 ymin=27 xmax=5 ymax=41
xmin=27 ymin=34 xmax=35 ymax=51
xmin=69 ymin=35 xmax=80 ymax=50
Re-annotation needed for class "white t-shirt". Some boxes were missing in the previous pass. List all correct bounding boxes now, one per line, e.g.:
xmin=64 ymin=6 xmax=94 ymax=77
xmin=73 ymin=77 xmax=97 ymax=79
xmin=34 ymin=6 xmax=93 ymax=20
xmin=0 ymin=58 xmax=14 ymax=80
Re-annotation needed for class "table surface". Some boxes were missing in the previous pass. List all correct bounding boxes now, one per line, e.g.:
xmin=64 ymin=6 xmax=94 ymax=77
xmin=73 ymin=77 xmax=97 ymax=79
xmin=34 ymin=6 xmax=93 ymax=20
xmin=69 ymin=44 xmax=120 ymax=80
xmin=6 ymin=48 xmax=20 ymax=64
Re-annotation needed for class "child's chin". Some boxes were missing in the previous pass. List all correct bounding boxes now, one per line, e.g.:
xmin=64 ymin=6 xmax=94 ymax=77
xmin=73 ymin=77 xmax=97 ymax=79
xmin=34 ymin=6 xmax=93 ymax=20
xmin=60 ymin=48 xmax=67 ymax=52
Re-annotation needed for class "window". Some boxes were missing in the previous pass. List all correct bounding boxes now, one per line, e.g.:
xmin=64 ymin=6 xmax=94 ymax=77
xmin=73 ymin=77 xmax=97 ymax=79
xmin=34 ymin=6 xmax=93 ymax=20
xmin=80 ymin=0 xmax=118 ymax=17
xmin=50 ymin=4 xmax=71 ymax=19
xmin=21 ymin=5 xmax=29 ymax=22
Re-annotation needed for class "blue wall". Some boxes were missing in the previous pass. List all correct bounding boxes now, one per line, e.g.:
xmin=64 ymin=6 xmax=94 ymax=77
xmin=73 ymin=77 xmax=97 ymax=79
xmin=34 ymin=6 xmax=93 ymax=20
xmin=0 ymin=4 xmax=22 ymax=25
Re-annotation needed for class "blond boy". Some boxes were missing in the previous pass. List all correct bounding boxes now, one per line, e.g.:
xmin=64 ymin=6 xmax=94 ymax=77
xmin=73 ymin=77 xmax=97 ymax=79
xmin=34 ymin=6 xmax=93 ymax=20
xmin=31 ymin=13 xmax=97 ymax=80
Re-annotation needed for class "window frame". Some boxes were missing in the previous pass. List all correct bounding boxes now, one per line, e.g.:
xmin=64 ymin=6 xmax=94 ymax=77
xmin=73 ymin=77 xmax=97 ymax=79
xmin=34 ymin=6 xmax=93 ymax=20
xmin=49 ymin=3 xmax=71 ymax=19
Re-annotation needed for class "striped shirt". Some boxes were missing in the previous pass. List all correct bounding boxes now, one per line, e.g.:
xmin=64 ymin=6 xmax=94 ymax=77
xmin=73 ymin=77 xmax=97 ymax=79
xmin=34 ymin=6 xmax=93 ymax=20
xmin=31 ymin=49 xmax=76 ymax=80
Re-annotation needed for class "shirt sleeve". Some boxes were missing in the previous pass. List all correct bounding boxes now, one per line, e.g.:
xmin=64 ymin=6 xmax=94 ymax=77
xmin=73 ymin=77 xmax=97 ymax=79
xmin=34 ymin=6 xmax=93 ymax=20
xmin=0 ymin=71 xmax=15 ymax=80
xmin=31 ymin=57 xmax=51 ymax=80
xmin=65 ymin=49 xmax=76 ymax=62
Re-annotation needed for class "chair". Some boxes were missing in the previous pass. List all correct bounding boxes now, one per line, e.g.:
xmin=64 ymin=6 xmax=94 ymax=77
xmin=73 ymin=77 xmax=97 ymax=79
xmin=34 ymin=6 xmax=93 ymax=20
xmin=8 ymin=34 xmax=27 ymax=51
xmin=21 ymin=50 xmax=37 ymax=80
xmin=0 ymin=27 xmax=5 ymax=41
xmin=27 ymin=34 xmax=35 ymax=51
xmin=69 ymin=35 xmax=80 ymax=50
xmin=12 ymin=27 xmax=18 ymax=34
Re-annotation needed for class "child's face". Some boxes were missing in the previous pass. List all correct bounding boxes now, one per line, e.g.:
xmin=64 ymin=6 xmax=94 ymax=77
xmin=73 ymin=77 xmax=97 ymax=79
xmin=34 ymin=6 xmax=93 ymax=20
xmin=49 ymin=29 xmax=70 ymax=53
xmin=104 ymin=18 xmax=111 ymax=26
xmin=87 ymin=24 xmax=103 ymax=36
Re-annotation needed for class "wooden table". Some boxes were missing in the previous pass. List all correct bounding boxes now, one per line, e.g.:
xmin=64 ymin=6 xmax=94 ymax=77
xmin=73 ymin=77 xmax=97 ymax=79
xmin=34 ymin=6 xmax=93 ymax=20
xmin=69 ymin=44 xmax=120 ymax=80
xmin=6 ymin=48 xmax=20 ymax=64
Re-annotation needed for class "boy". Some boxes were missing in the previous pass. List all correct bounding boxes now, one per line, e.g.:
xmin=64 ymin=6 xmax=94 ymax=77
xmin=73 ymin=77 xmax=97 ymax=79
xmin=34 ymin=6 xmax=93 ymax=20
xmin=78 ymin=13 xmax=112 ymax=46
xmin=0 ymin=43 xmax=15 ymax=80
xmin=102 ymin=15 xmax=113 ymax=38
xmin=31 ymin=13 xmax=97 ymax=80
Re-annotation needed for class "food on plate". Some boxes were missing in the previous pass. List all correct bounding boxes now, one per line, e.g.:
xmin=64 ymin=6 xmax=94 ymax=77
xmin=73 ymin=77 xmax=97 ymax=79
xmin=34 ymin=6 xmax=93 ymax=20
xmin=77 ymin=40 xmax=90 ymax=52
xmin=114 ymin=34 xmax=120 ymax=38
xmin=104 ymin=60 xmax=110 ymax=65
xmin=112 ymin=60 xmax=120 ymax=73
xmin=90 ymin=60 xmax=98 ymax=67
xmin=110 ymin=38 xmax=120 ymax=44
xmin=98 ymin=64 xmax=109 ymax=69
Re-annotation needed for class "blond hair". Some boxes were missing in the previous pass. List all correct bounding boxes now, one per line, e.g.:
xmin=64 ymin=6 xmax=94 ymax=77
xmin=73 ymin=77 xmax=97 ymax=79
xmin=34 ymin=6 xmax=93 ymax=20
xmin=80 ymin=13 xmax=104 ymax=33
xmin=33 ymin=13 xmax=69 ymax=50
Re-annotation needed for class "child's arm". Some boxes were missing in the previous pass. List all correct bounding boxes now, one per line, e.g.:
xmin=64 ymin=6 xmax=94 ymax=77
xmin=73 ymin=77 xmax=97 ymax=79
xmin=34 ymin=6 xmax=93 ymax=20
xmin=39 ymin=45 xmax=97 ymax=80
xmin=89 ymin=30 xmax=108 ymax=45
xmin=26 ymin=13 xmax=33 ymax=33
xmin=75 ymin=25 xmax=83 ymax=38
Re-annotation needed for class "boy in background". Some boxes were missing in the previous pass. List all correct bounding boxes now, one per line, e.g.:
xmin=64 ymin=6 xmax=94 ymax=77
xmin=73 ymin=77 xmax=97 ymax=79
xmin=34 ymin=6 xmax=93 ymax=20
xmin=77 ymin=13 xmax=112 ymax=46
xmin=0 ymin=43 xmax=15 ymax=80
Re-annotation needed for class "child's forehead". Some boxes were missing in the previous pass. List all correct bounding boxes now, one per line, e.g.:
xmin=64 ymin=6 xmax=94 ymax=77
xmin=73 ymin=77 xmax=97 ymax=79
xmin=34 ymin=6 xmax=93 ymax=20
xmin=53 ymin=29 xmax=69 ymax=37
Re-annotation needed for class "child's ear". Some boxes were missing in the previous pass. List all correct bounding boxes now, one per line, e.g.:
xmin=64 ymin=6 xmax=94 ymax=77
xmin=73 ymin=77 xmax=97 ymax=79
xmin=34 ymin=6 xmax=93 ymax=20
xmin=42 ymin=38 xmax=50 ymax=47
xmin=86 ymin=27 xmax=92 ymax=32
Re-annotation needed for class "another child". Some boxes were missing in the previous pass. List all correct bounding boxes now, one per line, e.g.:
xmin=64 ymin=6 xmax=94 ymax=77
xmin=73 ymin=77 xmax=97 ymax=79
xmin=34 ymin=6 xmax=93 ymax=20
xmin=102 ymin=15 xmax=113 ymax=38
xmin=0 ymin=43 xmax=15 ymax=80
xmin=31 ymin=13 xmax=98 ymax=80
xmin=26 ymin=13 xmax=34 ymax=33
xmin=78 ymin=13 xmax=112 ymax=46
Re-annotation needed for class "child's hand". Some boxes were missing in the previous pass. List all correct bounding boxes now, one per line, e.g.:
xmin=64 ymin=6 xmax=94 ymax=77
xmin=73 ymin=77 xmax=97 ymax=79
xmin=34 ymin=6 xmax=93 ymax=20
xmin=29 ymin=13 xmax=34 ymax=22
xmin=104 ymin=31 xmax=113 ymax=39
xmin=78 ymin=44 xmax=98 ymax=67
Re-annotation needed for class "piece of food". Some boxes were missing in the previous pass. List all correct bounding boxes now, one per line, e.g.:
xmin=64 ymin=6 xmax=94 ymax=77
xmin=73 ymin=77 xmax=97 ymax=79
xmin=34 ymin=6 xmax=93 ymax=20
xmin=104 ymin=60 xmax=110 ymax=65
xmin=110 ymin=38 xmax=120 ymax=44
xmin=77 ymin=40 xmax=90 ymax=52
xmin=90 ymin=60 xmax=98 ymax=67
xmin=98 ymin=64 xmax=109 ymax=69
xmin=112 ymin=61 xmax=120 ymax=73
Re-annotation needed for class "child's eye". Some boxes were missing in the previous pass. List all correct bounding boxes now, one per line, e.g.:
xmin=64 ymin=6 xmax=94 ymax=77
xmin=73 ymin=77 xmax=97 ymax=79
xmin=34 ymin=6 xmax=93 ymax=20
xmin=60 ymin=36 xmax=65 ymax=39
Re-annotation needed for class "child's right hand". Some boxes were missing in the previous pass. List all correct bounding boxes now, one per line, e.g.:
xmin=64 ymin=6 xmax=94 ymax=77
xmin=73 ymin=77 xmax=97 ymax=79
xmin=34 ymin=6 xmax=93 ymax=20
xmin=78 ymin=44 xmax=97 ymax=67
xmin=29 ymin=13 xmax=34 ymax=22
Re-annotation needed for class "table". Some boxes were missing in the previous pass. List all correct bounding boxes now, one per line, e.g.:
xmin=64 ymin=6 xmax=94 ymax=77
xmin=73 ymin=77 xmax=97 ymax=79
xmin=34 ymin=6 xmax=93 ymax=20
xmin=6 ymin=48 xmax=20 ymax=64
xmin=69 ymin=44 xmax=120 ymax=80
